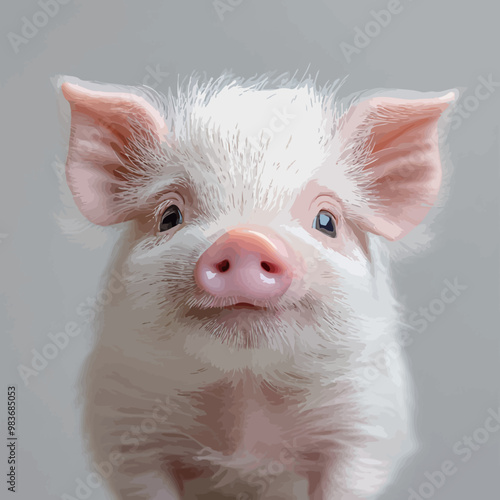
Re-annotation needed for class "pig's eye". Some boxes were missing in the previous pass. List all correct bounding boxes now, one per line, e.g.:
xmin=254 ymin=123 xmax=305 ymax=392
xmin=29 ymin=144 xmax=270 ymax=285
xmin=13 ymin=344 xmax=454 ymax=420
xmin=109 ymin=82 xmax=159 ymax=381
xmin=159 ymin=205 xmax=183 ymax=232
xmin=313 ymin=210 xmax=337 ymax=238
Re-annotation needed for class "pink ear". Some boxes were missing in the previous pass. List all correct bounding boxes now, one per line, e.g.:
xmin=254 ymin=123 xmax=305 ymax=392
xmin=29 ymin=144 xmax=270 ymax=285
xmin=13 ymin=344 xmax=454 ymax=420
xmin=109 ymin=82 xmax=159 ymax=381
xmin=61 ymin=81 xmax=168 ymax=226
xmin=338 ymin=91 xmax=456 ymax=241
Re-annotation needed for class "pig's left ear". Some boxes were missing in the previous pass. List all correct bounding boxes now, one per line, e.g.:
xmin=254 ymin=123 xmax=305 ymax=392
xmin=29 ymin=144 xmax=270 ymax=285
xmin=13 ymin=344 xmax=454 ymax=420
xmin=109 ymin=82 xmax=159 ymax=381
xmin=61 ymin=81 xmax=168 ymax=226
xmin=338 ymin=91 xmax=456 ymax=241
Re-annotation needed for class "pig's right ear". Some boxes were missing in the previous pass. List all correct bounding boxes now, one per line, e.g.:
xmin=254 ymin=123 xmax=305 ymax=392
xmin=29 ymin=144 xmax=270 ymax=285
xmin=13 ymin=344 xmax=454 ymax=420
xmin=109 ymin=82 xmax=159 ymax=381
xmin=336 ymin=91 xmax=456 ymax=241
xmin=61 ymin=81 xmax=168 ymax=226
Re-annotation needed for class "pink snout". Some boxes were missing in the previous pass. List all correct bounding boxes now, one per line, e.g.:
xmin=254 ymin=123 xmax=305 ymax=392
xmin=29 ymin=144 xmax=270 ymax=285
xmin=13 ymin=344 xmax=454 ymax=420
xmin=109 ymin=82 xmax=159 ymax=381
xmin=194 ymin=228 xmax=293 ymax=303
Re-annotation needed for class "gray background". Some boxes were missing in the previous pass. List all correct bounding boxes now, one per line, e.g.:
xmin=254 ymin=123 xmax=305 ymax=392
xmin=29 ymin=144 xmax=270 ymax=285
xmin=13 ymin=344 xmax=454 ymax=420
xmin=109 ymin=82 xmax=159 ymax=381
xmin=1 ymin=1 xmax=499 ymax=499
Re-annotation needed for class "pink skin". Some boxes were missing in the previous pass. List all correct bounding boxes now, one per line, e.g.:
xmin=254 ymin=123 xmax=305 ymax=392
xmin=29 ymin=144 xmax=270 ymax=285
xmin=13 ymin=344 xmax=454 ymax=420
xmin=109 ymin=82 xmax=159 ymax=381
xmin=194 ymin=227 xmax=294 ymax=306
xmin=333 ymin=93 xmax=455 ymax=240
xmin=60 ymin=82 xmax=168 ymax=226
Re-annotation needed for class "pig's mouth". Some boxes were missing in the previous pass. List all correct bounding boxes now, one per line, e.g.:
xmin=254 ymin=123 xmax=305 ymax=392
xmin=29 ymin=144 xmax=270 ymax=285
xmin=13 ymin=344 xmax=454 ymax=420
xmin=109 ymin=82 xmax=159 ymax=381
xmin=179 ymin=297 xmax=291 ymax=349
xmin=182 ymin=299 xmax=276 ymax=329
xmin=222 ymin=302 xmax=265 ymax=310
xmin=189 ymin=301 xmax=269 ymax=319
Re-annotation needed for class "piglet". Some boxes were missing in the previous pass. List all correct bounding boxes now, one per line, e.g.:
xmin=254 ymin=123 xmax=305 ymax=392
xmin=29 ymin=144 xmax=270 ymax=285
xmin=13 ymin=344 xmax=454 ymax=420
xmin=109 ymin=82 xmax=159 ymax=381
xmin=60 ymin=75 xmax=455 ymax=499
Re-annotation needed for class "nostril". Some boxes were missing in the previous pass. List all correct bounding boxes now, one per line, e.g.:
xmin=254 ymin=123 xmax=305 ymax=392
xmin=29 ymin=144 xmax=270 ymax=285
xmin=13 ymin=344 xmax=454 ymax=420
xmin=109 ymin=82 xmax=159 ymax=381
xmin=215 ymin=259 xmax=230 ymax=273
xmin=261 ymin=261 xmax=279 ymax=274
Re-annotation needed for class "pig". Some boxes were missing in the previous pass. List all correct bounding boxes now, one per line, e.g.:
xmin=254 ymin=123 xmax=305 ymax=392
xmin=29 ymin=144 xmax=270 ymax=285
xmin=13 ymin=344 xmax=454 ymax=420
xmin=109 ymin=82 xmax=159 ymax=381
xmin=59 ymin=74 xmax=455 ymax=500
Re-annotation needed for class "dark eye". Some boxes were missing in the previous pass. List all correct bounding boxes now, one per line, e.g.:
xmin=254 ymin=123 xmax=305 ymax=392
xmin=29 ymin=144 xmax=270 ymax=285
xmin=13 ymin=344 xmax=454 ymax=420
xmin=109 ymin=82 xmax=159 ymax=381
xmin=159 ymin=205 xmax=183 ymax=232
xmin=313 ymin=210 xmax=337 ymax=238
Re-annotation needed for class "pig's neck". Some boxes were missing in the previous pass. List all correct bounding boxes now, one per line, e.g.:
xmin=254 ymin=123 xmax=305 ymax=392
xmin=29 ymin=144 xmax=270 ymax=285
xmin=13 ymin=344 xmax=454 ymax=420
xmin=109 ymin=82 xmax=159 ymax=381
xmin=180 ymin=369 xmax=314 ymax=456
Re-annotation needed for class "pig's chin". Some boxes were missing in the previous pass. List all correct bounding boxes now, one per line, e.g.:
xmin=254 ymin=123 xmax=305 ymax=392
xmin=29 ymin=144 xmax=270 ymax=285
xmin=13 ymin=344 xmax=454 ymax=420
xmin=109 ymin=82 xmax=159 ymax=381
xmin=178 ymin=303 xmax=289 ymax=351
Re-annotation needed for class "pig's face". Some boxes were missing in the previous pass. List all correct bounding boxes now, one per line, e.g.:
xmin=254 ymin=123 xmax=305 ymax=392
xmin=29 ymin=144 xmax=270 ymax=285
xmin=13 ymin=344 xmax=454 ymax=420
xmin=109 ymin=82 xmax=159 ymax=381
xmin=61 ymin=77 xmax=454 ymax=370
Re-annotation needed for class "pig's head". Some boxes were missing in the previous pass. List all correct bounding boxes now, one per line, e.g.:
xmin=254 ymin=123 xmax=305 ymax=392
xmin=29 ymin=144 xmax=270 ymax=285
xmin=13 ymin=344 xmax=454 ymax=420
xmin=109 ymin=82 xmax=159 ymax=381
xmin=61 ymin=76 xmax=454 ymax=372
